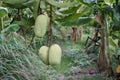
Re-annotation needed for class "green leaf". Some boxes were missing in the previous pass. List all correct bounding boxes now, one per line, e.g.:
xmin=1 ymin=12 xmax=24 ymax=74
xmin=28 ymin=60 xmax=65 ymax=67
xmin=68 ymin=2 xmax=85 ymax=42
xmin=109 ymin=36 xmax=118 ymax=48
xmin=60 ymin=5 xmax=80 ymax=14
xmin=33 ymin=0 xmax=40 ymax=19
xmin=1 ymin=24 xmax=20 ymax=33
xmin=112 ymin=31 xmax=120 ymax=38
xmin=40 ymin=0 xmax=46 ymax=9
xmin=46 ymin=0 xmax=79 ymax=8
xmin=57 ymin=6 xmax=90 ymax=22
xmin=0 ymin=7 xmax=8 ymax=18
xmin=23 ymin=0 xmax=35 ymax=7
xmin=57 ymin=12 xmax=89 ymax=22
xmin=14 ymin=17 xmax=35 ymax=27
xmin=61 ymin=17 xmax=92 ymax=26
xmin=1 ymin=0 xmax=28 ymax=4
xmin=2 ymin=3 xmax=26 ymax=9
xmin=104 ymin=0 xmax=115 ymax=5
xmin=2 ymin=0 xmax=34 ymax=9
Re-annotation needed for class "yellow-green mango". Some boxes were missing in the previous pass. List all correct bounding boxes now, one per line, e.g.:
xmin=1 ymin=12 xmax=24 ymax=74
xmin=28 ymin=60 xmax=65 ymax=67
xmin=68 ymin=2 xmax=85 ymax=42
xmin=49 ymin=44 xmax=62 ymax=65
xmin=38 ymin=46 xmax=49 ymax=64
xmin=34 ymin=14 xmax=49 ymax=37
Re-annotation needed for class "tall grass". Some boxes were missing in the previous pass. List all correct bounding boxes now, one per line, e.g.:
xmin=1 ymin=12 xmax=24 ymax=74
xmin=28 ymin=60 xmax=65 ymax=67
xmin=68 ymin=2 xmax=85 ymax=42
xmin=0 ymin=33 xmax=60 ymax=80
xmin=0 ymin=32 xmax=116 ymax=80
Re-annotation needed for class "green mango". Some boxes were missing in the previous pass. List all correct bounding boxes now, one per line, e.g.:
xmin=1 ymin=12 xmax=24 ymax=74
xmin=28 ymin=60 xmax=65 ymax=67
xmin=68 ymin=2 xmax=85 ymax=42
xmin=38 ymin=46 xmax=49 ymax=64
xmin=49 ymin=44 xmax=62 ymax=65
xmin=34 ymin=14 xmax=50 ymax=37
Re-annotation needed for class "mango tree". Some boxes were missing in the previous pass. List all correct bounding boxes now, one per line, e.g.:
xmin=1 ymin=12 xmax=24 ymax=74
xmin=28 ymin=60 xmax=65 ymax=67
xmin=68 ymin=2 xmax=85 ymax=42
xmin=0 ymin=0 xmax=120 ymax=77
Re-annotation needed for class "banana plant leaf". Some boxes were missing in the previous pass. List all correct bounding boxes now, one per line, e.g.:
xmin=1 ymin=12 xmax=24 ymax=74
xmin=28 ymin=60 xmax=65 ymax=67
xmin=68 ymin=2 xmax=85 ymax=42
xmin=2 ymin=0 xmax=34 ymax=9
xmin=104 ymin=0 xmax=115 ymax=6
xmin=0 ymin=7 xmax=8 ymax=18
xmin=56 ymin=5 xmax=91 ymax=21
xmin=1 ymin=24 xmax=20 ymax=33
xmin=111 ymin=31 xmax=120 ymax=38
xmin=33 ymin=0 xmax=40 ymax=19
xmin=109 ymin=36 xmax=118 ymax=48
xmin=14 ymin=17 xmax=35 ymax=27
xmin=57 ymin=11 xmax=90 ymax=22
xmin=59 ymin=5 xmax=80 ymax=14
xmin=46 ymin=0 xmax=79 ymax=8
xmin=1 ymin=0 xmax=28 ymax=4
xmin=60 ymin=17 xmax=92 ymax=26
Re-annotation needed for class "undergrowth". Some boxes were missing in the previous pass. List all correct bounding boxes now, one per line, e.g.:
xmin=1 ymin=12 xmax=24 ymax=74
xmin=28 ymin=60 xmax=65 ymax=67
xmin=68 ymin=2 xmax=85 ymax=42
xmin=0 ymin=33 xmax=60 ymax=80
xmin=0 ymin=32 xmax=116 ymax=80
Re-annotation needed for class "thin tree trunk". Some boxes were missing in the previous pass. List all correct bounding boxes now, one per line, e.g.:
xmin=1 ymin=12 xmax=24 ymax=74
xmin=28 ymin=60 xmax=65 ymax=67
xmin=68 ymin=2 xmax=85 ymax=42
xmin=47 ymin=5 xmax=52 ymax=46
xmin=104 ymin=16 xmax=113 ymax=76
xmin=72 ymin=27 xmax=77 ymax=43
xmin=79 ymin=27 xmax=83 ymax=40
xmin=98 ymin=28 xmax=106 ymax=71
xmin=97 ymin=13 xmax=113 ymax=76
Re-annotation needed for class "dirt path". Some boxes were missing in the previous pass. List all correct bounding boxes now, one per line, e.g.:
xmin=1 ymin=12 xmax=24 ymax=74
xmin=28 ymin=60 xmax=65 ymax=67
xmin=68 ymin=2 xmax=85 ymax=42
xmin=59 ymin=67 xmax=99 ymax=80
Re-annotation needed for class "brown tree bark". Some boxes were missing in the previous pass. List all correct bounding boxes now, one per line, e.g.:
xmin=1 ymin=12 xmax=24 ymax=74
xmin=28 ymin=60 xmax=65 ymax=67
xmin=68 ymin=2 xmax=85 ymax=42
xmin=98 ymin=14 xmax=113 ymax=76
xmin=72 ymin=27 xmax=77 ymax=43
xmin=47 ymin=5 xmax=53 ymax=46
xmin=104 ymin=17 xmax=113 ymax=76
xmin=98 ymin=28 xmax=106 ymax=71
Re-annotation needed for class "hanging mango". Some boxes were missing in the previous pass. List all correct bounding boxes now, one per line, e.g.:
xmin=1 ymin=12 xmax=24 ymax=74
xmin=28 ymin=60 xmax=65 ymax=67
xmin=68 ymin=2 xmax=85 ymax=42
xmin=34 ymin=14 xmax=50 ymax=37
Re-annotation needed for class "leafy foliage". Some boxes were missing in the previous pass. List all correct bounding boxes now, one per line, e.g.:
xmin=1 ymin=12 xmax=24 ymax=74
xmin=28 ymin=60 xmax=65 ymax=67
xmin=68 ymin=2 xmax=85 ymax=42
xmin=1 ymin=24 xmax=20 ymax=33
xmin=0 ymin=7 xmax=8 ymax=18
xmin=46 ymin=0 xmax=79 ymax=8
xmin=0 ymin=0 xmax=120 ymax=79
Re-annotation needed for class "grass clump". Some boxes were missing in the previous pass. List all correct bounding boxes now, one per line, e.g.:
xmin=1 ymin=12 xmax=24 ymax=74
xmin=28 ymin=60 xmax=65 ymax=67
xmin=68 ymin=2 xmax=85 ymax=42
xmin=0 ymin=33 xmax=60 ymax=80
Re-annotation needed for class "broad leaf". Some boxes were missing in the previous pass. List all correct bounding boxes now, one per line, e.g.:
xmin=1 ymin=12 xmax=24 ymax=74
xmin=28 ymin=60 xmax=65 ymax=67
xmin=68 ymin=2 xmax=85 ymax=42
xmin=46 ymin=0 xmax=79 ymax=8
xmin=57 ymin=11 xmax=89 ymax=22
xmin=57 ymin=5 xmax=91 ymax=22
xmin=14 ymin=17 xmax=35 ymax=27
xmin=60 ymin=5 xmax=80 ymax=14
xmin=3 ymin=3 xmax=27 ymax=9
xmin=1 ymin=24 xmax=20 ymax=33
xmin=40 ymin=0 xmax=46 ymax=9
xmin=0 ymin=7 xmax=8 ymax=18
xmin=1 ymin=0 xmax=28 ymax=4
xmin=104 ymin=0 xmax=115 ymax=6
xmin=33 ymin=0 xmax=40 ymax=19
xmin=2 ymin=0 xmax=34 ymax=9
xmin=109 ymin=36 xmax=118 ymax=48
xmin=23 ymin=0 xmax=34 ymax=7
xmin=112 ymin=31 xmax=120 ymax=38
xmin=61 ymin=17 xmax=92 ymax=26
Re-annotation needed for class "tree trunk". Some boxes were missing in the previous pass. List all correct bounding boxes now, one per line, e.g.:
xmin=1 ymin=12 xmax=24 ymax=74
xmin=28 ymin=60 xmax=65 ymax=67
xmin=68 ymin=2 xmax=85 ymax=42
xmin=104 ymin=16 xmax=113 ymax=76
xmin=98 ymin=14 xmax=113 ymax=76
xmin=72 ymin=27 xmax=77 ymax=43
xmin=98 ymin=28 xmax=106 ymax=71
xmin=79 ymin=27 xmax=83 ymax=40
